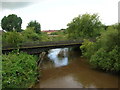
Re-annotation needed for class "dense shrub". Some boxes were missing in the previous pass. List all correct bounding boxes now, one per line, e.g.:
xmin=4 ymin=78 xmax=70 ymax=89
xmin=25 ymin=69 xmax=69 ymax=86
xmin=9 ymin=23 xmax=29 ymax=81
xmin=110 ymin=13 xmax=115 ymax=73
xmin=2 ymin=31 xmax=23 ymax=47
xmin=80 ymin=39 xmax=96 ymax=59
xmin=2 ymin=51 xmax=38 ymax=88
xmin=2 ymin=28 xmax=42 ymax=47
xmin=50 ymin=32 xmax=59 ymax=35
xmin=80 ymin=27 xmax=120 ymax=72
xmin=90 ymin=46 xmax=120 ymax=72
xmin=22 ymin=27 xmax=41 ymax=42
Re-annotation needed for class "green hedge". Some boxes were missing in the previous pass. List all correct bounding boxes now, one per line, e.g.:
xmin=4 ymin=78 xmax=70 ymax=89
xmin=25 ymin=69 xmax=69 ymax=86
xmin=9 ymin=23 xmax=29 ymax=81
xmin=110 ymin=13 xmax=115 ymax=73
xmin=2 ymin=51 xmax=38 ymax=88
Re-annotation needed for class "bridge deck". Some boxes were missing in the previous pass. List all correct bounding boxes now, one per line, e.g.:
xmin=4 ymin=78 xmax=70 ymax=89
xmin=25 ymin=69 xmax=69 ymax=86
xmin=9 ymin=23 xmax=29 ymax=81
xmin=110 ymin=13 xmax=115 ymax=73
xmin=3 ymin=40 xmax=83 ymax=50
xmin=2 ymin=40 xmax=83 ymax=54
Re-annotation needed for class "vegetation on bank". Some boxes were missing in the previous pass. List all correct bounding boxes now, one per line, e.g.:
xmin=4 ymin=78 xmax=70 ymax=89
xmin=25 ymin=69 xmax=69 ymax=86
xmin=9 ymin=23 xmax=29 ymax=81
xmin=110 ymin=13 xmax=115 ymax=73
xmin=2 ymin=51 xmax=39 ymax=88
xmin=2 ymin=31 xmax=24 ymax=47
xmin=65 ymin=13 xmax=119 ymax=73
xmin=2 ymin=28 xmax=68 ymax=47
xmin=80 ymin=26 xmax=120 ymax=72
xmin=1 ymin=13 xmax=119 ymax=89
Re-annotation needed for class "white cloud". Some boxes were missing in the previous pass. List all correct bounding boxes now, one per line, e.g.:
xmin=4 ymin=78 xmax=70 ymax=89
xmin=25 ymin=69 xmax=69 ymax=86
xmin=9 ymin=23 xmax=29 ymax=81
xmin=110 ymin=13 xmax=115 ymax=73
xmin=0 ymin=0 xmax=119 ymax=30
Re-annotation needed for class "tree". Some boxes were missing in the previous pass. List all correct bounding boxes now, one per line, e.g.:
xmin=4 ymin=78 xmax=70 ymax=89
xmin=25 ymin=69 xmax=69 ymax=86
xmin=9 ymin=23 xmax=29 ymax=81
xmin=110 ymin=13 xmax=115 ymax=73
xmin=1 ymin=14 xmax=22 ymax=32
xmin=27 ymin=20 xmax=41 ymax=34
xmin=67 ymin=13 xmax=103 ymax=39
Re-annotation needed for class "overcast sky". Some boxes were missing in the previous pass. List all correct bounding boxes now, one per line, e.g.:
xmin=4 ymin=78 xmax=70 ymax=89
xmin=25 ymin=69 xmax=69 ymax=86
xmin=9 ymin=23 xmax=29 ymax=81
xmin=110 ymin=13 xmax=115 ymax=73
xmin=0 ymin=0 xmax=119 ymax=30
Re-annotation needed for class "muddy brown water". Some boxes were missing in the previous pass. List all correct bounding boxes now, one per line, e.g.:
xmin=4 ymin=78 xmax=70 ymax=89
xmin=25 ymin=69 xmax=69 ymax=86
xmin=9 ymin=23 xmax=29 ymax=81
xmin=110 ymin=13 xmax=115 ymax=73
xmin=34 ymin=48 xmax=119 ymax=88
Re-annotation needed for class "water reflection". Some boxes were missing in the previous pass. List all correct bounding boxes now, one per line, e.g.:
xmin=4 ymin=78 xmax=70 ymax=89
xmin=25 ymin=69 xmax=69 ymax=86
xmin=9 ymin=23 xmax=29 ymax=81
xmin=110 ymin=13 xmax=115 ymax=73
xmin=34 ymin=47 xmax=119 ymax=88
xmin=48 ymin=48 xmax=68 ymax=67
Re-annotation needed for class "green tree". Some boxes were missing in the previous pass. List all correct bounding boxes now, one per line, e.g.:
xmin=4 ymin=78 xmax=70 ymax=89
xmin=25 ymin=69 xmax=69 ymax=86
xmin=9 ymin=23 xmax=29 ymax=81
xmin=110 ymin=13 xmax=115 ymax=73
xmin=67 ymin=13 xmax=103 ymax=39
xmin=27 ymin=20 xmax=41 ymax=34
xmin=1 ymin=14 xmax=22 ymax=32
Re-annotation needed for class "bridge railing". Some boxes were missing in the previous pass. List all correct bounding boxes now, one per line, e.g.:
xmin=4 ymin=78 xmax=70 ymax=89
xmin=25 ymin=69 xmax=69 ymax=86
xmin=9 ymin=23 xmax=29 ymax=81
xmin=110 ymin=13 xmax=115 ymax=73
xmin=2 ymin=40 xmax=83 ymax=49
xmin=19 ymin=40 xmax=83 ymax=47
xmin=2 ymin=38 xmax=96 ymax=49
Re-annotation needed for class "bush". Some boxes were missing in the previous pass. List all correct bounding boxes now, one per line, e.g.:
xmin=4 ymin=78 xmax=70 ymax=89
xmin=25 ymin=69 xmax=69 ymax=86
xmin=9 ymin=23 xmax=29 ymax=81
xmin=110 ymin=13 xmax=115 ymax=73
xmin=22 ymin=27 xmax=41 ymax=42
xmin=80 ymin=39 xmax=96 ymax=59
xmin=50 ymin=32 xmax=58 ymax=35
xmin=2 ymin=31 xmax=23 ymax=47
xmin=80 ymin=27 xmax=120 ymax=72
xmin=98 ymin=27 xmax=118 ymax=51
xmin=90 ymin=46 xmax=120 ymax=72
xmin=2 ymin=28 xmax=42 ymax=47
xmin=2 ymin=51 xmax=38 ymax=88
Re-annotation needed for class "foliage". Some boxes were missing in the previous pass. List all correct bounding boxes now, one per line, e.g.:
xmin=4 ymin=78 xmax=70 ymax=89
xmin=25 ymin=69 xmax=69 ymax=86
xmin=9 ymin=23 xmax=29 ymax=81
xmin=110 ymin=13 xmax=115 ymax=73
xmin=80 ymin=39 xmax=97 ymax=59
xmin=106 ymin=23 xmax=119 ymax=30
xmin=98 ymin=27 xmax=118 ymax=51
xmin=0 ymin=34 xmax=2 ymax=52
xmin=40 ymin=30 xmax=68 ymax=42
xmin=50 ymin=30 xmax=66 ymax=35
xmin=90 ymin=46 xmax=120 ymax=72
xmin=1 ymin=14 xmax=22 ymax=32
xmin=80 ymin=27 xmax=120 ymax=72
xmin=41 ymin=32 xmax=50 ymax=41
xmin=67 ymin=13 xmax=103 ymax=39
xmin=27 ymin=20 xmax=41 ymax=34
xmin=50 ymin=32 xmax=59 ymax=35
xmin=22 ymin=27 xmax=41 ymax=42
xmin=2 ymin=27 xmax=42 ymax=47
xmin=2 ymin=51 xmax=38 ymax=88
xmin=2 ymin=31 xmax=24 ymax=47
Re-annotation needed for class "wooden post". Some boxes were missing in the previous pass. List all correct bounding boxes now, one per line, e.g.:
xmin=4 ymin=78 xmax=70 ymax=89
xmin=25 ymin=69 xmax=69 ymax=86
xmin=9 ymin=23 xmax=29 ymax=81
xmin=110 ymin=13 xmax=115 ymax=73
xmin=37 ymin=52 xmax=46 ymax=68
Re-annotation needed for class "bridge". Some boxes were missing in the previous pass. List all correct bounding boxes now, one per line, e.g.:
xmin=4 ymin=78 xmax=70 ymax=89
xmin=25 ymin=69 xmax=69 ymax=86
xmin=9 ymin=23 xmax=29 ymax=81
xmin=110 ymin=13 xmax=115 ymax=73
xmin=2 ymin=40 xmax=84 ymax=54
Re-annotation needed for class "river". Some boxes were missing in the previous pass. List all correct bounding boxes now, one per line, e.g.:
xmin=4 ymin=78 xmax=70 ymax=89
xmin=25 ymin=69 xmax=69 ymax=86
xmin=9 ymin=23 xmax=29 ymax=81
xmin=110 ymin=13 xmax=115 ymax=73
xmin=34 ymin=48 xmax=119 ymax=88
